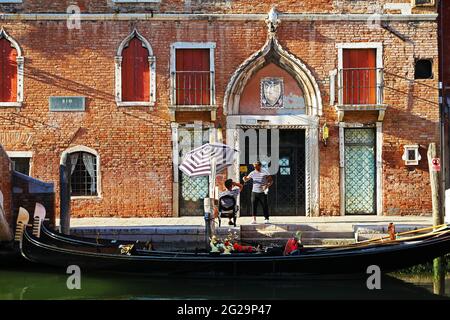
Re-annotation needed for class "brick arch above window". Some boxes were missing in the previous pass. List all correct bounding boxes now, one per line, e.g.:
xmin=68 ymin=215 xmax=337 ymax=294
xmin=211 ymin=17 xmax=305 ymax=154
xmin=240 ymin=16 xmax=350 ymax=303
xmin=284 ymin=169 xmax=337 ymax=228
xmin=115 ymin=29 xmax=156 ymax=108
xmin=0 ymin=28 xmax=24 ymax=108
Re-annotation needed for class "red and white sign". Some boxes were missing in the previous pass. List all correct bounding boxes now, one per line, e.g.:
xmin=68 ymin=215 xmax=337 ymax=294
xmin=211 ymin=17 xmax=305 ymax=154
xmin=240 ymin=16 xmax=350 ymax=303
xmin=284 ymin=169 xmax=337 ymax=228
xmin=432 ymin=158 xmax=441 ymax=172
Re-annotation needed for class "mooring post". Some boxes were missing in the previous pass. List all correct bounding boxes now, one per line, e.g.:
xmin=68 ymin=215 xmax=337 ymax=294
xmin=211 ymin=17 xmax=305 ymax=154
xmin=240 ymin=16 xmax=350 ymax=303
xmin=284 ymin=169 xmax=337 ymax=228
xmin=59 ymin=153 xmax=71 ymax=235
xmin=204 ymin=198 xmax=213 ymax=252
xmin=427 ymin=143 xmax=446 ymax=296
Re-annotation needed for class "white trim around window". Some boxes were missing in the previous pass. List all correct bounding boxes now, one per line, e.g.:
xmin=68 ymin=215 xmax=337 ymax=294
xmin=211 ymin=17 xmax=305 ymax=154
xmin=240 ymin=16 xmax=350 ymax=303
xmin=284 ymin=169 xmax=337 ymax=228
xmin=6 ymin=151 xmax=32 ymax=158
xmin=411 ymin=0 xmax=435 ymax=7
xmin=0 ymin=28 xmax=24 ymax=108
xmin=169 ymin=42 xmax=216 ymax=107
xmin=336 ymin=42 xmax=384 ymax=106
xmin=6 ymin=151 xmax=32 ymax=175
xmin=115 ymin=29 xmax=156 ymax=108
xmin=60 ymin=145 xmax=102 ymax=199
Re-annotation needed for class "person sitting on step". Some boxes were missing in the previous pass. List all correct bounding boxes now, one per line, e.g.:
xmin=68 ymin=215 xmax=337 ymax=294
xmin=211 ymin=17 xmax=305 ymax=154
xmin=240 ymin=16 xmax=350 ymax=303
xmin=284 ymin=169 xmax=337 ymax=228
xmin=218 ymin=179 xmax=243 ymax=226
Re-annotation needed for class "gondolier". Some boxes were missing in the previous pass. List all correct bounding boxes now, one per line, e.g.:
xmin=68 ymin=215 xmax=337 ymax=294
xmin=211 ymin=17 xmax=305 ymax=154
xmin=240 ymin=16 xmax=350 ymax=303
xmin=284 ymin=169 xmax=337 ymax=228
xmin=243 ymin=161 xmax=273 ymax=224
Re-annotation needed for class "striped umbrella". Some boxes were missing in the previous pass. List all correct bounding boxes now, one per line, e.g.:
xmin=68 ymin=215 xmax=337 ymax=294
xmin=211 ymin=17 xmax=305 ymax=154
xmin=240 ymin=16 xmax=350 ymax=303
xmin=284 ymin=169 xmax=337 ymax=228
xmin=179 ymin=143 xmax=238 ymax=178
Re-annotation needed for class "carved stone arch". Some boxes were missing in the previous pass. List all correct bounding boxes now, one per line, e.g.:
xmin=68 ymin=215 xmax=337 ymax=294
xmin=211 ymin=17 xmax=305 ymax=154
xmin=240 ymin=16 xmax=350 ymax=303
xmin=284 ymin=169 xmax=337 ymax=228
xmin=116 ymin=28 xmax=154 ymax=57
xmin=115 ymin=29 xmax=156 ymax=107
xmin=223 ymin=37 xmax=322 ymax=116
xmin=0 ymin=28 xmax=23 ymax=56
xmin=0 ymin=28 xmax=24 ymax=107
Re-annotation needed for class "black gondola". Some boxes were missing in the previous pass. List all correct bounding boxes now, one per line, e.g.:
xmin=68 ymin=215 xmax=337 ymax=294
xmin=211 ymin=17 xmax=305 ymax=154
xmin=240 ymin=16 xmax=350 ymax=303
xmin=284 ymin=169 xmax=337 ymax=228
xmin=40 ymin=223 xmax=133 ymax=249
xmin=19 ymin=225 xmax=450 ymax=276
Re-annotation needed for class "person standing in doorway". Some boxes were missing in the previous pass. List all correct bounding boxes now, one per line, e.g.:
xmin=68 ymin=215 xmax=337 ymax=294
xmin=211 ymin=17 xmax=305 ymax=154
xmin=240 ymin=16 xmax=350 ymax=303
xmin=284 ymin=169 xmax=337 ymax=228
xmin=243 ymin=160 xmax=273 ymax=224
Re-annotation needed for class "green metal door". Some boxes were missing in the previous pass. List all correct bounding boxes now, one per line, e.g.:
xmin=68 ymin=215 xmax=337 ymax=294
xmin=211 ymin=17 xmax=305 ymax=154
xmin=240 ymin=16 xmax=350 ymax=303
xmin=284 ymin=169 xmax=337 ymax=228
xmin=179 ymin=128 xmax=210 ymax=216
xmin=344 ymin=128 xmax=376 ymax=215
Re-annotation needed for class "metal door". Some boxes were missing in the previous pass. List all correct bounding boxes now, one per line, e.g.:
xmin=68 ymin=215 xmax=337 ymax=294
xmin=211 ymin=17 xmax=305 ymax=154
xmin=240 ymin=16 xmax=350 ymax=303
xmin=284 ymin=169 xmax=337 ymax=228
xmin=344 ymin=128 xmax=376 ymax=215
xmin=239 ymin=129 xmax=306 ymax=216
xmin=179 ymin=128 xmax=209 ymax=216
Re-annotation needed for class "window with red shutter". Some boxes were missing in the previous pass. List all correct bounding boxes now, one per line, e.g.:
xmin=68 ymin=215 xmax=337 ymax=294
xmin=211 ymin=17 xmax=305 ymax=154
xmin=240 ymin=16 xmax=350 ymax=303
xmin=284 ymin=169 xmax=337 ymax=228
xmin=175 ymin=49 xmax=211 ymax=105
xmin=342 ymin=49 xmax=377 ymax=105
xmin=121 ymin=37 xmax=150 ymax=102
xmin=0 ymin=38 xmax=18 ymax=103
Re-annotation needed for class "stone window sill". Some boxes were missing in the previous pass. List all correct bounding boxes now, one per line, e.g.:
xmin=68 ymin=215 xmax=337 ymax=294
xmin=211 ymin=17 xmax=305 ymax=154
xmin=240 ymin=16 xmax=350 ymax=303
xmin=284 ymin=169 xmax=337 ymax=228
xmin=335 ymin=104 xmax=387 ymax=121
xmin=0 ymin=102 xmax=22 ymax=108
xmin=169 ymin=105 xmax=217 ymax=121
xmin=117 ymin=101 xmax=155 ymax=108
xmin=71 ymin=196 xmax=102 ymax=200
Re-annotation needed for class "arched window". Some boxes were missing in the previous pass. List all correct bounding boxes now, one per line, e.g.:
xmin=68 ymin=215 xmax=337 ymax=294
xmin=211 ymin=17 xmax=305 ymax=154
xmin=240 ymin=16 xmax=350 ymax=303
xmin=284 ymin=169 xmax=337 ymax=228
xmin=69 ymin=151 xmax=98 ymax=197
xmin=61 ymin=146 xmax=101 ymax=198
xmin=0 ymin=28 xmax=24 ymax=107
xmin=115 ymin=29 xmax=156 ymax=107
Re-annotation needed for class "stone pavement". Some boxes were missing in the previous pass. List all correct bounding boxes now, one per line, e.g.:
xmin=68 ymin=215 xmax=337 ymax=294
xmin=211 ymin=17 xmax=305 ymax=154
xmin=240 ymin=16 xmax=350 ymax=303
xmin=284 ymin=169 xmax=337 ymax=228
xmin=61 ymin=215 xmax=433 ymax=228
xmin=61 ymin=215 xmax=435 ymax=248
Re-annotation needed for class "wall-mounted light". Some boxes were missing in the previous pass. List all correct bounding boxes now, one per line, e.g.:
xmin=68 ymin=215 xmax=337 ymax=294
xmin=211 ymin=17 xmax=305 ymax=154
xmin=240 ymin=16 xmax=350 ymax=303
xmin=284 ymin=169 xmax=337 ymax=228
xmin=322 ymin=123 xmax=329 ymax=146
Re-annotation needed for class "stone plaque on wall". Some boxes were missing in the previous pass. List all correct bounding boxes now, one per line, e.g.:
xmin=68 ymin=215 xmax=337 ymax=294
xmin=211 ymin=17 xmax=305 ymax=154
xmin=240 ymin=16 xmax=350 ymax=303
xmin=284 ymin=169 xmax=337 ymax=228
xmin=261 ymin=78 xmax=284 ymax=108
xmin=49 ymin=96 xmax=85 ymax=111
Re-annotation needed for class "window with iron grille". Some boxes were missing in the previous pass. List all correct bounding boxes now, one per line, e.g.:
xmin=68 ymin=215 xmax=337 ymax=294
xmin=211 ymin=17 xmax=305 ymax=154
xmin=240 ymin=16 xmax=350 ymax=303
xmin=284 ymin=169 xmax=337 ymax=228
xmin=69 ymin=152 xmax=97 ymax=197
xmin=174 ymin=48 xmax=213 ymax=106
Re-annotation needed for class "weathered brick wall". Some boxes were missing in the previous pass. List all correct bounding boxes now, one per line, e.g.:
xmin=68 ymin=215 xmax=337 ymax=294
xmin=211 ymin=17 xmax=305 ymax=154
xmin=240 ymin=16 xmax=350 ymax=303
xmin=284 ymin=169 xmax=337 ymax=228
xmin=0 ymin=0 xmax=435 ymax=14
xmin=0 ymin=145 xmax=12 ymax=224
xmin=0 ymin=1 xmax=440 ymax=217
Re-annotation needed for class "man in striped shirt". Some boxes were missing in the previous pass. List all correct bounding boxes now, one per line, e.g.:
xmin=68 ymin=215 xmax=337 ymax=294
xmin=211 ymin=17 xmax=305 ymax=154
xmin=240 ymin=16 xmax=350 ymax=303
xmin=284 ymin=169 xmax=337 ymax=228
xmin=243 ymin=160 xmax=273 ymax=224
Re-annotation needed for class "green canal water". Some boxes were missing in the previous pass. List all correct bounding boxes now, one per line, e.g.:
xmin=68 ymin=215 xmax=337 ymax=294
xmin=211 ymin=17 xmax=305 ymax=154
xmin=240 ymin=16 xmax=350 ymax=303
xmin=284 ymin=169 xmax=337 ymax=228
xmin=0 ymin=263 xmax=449 ymax=300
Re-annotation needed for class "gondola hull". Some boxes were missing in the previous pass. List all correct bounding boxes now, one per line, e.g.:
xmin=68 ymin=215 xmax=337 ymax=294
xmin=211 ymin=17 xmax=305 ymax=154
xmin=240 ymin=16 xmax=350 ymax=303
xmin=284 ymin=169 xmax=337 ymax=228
xmin=21 ymin=228 xmax=450 ymax=276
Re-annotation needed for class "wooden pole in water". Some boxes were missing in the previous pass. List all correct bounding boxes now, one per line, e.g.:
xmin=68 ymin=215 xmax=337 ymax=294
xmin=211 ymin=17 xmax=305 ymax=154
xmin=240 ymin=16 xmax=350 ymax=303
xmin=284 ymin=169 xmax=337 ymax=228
xmin=428 ymin=143 xmax=446 ymax=296
xmin=59 ymin=153 xmax=71 ymax=235
xmin=428 ymin=143 xmax=443 ymax=227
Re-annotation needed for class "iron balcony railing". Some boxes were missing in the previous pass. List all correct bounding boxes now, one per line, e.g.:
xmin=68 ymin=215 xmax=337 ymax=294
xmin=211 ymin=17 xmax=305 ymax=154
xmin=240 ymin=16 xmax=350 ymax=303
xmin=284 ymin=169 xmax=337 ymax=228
xmin=173 ymin=71 xmax=215 ymax=106
xmin=338 ymin=67 xmax=384 ymax=106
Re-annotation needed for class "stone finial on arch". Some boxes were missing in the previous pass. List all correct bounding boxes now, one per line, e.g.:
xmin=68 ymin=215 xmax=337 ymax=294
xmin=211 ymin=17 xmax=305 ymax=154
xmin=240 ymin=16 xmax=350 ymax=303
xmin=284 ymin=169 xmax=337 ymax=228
xmin=115 ymin=28 xmax=156 ymax=107
xmin=223 ymin=13 xmax=322 ymax=117
xmin=0 ymin=28 xmax=24 ymax=107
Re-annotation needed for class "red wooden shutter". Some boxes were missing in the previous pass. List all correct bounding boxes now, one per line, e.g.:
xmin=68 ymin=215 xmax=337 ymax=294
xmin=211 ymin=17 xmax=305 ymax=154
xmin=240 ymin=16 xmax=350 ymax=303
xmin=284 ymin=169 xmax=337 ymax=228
xmin=175 ymin=49 xmax=210 ymax=105
xmin=343 ymin=49 xmax=377 ymax=105
xmin=121 ymin=37 xmax=150 ymax=102
xmin=0 ymin=38 xmax=18 ymax=102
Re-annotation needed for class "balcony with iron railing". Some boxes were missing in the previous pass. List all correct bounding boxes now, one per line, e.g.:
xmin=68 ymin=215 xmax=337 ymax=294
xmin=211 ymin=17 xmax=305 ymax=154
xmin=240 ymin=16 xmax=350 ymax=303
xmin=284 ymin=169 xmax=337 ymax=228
xmin=334 ymin=67 xmax=386 ymax=121
xmin=170 ymin=70 xmax=217 ymax=120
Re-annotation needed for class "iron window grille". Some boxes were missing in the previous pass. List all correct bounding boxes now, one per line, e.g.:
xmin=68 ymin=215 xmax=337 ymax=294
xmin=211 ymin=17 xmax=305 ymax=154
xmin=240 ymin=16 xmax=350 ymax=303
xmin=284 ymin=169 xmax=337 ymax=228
xmin=338 ymin=67 xmax=384 ymax=106
xmin=70 ymin=152 xmax=97 ymax=197
xmin=173 ymin=70 xmax=215 ymax=106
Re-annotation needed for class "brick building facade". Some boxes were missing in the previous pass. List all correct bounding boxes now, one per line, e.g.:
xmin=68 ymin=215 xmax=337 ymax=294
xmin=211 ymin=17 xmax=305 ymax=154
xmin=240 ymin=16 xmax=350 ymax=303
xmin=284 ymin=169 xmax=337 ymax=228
xmin=0 ymin=0 xmax=441 ymax=218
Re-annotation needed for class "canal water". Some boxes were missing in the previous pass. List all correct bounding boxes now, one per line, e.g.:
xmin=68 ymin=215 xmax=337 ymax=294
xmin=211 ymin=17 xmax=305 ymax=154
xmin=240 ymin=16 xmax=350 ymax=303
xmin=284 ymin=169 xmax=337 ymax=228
xmin=0 ymin=263 xmax=448 ymax=300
